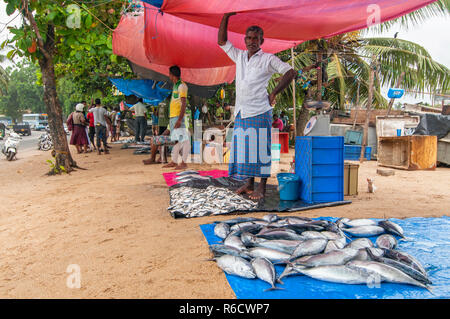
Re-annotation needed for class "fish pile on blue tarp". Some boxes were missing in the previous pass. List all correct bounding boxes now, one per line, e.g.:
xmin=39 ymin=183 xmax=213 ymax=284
xmin=200 ymin=216 xmax=450 ymax=299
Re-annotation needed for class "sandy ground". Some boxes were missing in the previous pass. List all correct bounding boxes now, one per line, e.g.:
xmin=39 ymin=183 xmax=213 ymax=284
xmin=0 ymin=141 xmax=449 ymax=299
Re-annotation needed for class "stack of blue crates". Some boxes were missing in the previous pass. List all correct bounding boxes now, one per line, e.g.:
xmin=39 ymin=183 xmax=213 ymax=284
xmin=343 ymin=130 xmax=372 ymax=160
xmin=295 ymin=136 xmax=344 ymax=204
xmin=344 ymin=145 xmax=372 ymax=161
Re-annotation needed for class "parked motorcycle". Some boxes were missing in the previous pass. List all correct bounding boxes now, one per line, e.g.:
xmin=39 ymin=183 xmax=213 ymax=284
xmin=2 ymin=129 xmax=21 ymax=161
xmin=38 ymin=132 xmax=53 ymax=151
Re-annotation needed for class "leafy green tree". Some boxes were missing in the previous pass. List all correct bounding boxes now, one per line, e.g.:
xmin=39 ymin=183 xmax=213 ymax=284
xmin=2 ymin=0 xmax=127 ymax=174
xmin=0 ymin=61 xmax=45 ymax=121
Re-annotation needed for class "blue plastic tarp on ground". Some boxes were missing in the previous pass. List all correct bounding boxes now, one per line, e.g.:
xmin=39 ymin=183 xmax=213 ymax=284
xmin=200 ymin=216 xmax=450 ymax=299
xmin=109 ymin=78 xmax=171 ymax=106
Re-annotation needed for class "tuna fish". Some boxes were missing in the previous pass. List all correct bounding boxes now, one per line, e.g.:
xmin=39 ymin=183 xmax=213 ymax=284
xmin=366 ymin=248 xmax=432 ymax=285
xmin=375 ymin=234 xmax=398 ymax=250
xmin=346 ymin=260 xmax=431 ymax=290
xmin=214 ymin=222 xmax=230 ymax=239
xmin=295 ymin=265 xmax=372 ymax=285
xmin=251 ymin=257 xmax=284 ymax=292
xmin=262 ymin=214 xmax=279 ymax=223
xmin=258 ymin=229 xmax=306 ymax=241
xmin=324 ymin=240 xmax=346 ymax=253
xmin=277 ymin=263 xmax=306 ymax=283
xmin=342 ymin=225 xmax=385 ymax=237
xmin=209 ymin=244 xmax=250 ymax=259
xmin=214 ymin=217 xmax=264 ymax=225
xmin=295 ymin=248 xmax=359 ymax=268
xmin=240 ymin=232 xmax=260 ymax=247
xmin=378 ymin=220 xmax=405 ymax=238
xmin=290 ymin=239 xmax=328 ymax=259
xmin=320 ymin=231 xmax=344 ymax=241
xmin=224 ymin=235 xmax=246 ymax=251
xmin=382 ymin=249 xmax=427 ymax=276
xmin=216 ymin=255 xmax=256 ymax=279
xmin=253 ymin=239 xmax=304 ymax=255
xmin=353 ymin=247 xmax=385 ymax=261
xmin=247 ymin=247 xmax=292 ymax=262
xmin=301 ymin=231 xmax=327 ymax=240
xmin=345 ymin=238 xmax=374 ymax=250
xmin=336 ymin=217 xmax=351 ymax=228
xmin=343 ymin=219 xmax=378 ymax=228
xmin=230 ymin=220 xmax=268 ymax=232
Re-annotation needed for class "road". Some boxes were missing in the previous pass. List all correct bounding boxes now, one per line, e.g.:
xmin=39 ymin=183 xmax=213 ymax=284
xmin=0 ymin=130 xmax=46 ymax=157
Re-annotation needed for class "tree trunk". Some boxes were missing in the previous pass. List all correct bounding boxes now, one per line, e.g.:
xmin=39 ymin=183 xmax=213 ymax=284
xmin=38 ymin=54 xmax=76 ymax=174
xmin=296 ymin=106 xmax=310 ymax=137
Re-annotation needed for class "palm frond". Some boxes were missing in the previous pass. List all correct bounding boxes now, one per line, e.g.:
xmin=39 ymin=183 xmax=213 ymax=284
xmin=363 ymin=0 xmax=450 ymax=34
xmin=360 ymin=37 xmax=450 ymax=93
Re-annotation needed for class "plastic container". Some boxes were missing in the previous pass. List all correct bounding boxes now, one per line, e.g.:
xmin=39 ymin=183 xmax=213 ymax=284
xmin=271 ymin=143 xmax=281 ymax=162
xmin=277 ymin=173 xmax=301 ymax=201
xmin=344 ymin=130 xmax=363 ymax=145
xmin=295 ymin=136 xmax=344 ymax=203
xmin=344 ymin=145 xmax=372 ymax=160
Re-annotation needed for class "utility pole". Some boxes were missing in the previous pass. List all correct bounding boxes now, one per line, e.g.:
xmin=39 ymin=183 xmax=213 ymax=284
xmin=360 ymin=56 xmax=377 ymax=163
xmin=291 ymin=47 xmax=297 ymax=137
xmin=352 ymin=79 xmax=360 ymax=130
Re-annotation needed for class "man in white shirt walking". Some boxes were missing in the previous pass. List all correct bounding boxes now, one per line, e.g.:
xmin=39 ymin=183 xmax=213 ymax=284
xmin=129 ymin=96 xmax=148 ymax=143
xmin=218 ymin=12 xmax=296 ymax=200
xmin=90 ymin=98 xmax=111 ymax=155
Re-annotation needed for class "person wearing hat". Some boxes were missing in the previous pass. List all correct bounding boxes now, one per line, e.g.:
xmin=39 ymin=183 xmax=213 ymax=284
xmin=69 ymin=103 xmax=90 ymax=154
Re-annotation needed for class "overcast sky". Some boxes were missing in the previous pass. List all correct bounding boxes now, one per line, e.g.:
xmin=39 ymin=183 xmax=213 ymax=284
xmin=1 ymin=2 xmax=449 ymax=104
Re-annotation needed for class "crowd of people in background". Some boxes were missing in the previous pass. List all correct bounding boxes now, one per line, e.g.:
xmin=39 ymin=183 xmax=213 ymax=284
xmin=67 ymin=98 xmax=120 ymax=155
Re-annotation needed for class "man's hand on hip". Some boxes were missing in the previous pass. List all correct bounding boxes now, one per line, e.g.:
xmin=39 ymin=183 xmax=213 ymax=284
xmin=269 ymin=92 xmax=277 ymax=106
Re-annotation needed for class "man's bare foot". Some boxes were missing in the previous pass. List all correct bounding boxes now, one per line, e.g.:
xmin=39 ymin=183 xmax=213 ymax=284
xmin=235 ymin=178 xmax=254 ymax=195
xmin=143 ymin=159 xmax=157 ymax=165
xmin=162 ymin=162 xmax=177 ymax=168
xmin=249 ymin=183 xmax=266 ymax=200
xmin=175 ymin=162 xmax=187 ymax=170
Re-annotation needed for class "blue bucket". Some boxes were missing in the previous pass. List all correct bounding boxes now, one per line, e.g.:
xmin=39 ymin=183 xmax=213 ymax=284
xmin=277 ymin=173 xmax=301 ymax=201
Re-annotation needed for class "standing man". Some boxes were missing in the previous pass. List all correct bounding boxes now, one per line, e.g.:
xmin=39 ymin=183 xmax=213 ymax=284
xmin=128 ymin=96 xmax=148 ymax=143
xmin=90 ymin=98 xmax=111 ymax=155
xmin=218 ymin=12 xmax=296 ymax=200
xmin=86 ymin=103 xmax=96 ymax=151
xmin=142 ymin=66 xmax=190 ymax=169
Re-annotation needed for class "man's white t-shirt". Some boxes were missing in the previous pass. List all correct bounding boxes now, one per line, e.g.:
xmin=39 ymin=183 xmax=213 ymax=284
xmin=129 ymin=102 xmax=147 ymax=117
xmin=219 ymin=40 xmax=292 ymax=119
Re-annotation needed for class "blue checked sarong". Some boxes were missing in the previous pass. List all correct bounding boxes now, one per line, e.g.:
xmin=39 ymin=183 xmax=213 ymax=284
xmin=229 ymin=110 xmax=272 ymax=180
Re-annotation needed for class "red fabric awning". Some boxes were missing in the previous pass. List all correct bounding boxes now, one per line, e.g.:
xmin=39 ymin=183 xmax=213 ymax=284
xmin=113 ymin=14 xmax=237 ymax=85
xmin=157 ymin=0 xmax=437 ymax=41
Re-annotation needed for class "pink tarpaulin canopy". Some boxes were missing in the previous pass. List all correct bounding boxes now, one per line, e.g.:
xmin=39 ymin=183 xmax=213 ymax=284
xmin=155 ymin=0 xmax=437 ymax=41
xmin=143 ymin=3 xmax=298 ymax=69
xmin=112 ymin=14 xmax=236 ymax=85
xmin=114 ymin=0 xmax=437 ymax=85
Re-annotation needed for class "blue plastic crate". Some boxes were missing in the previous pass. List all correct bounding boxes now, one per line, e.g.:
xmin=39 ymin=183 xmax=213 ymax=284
xmin=295 ymin=136 xmax=344 ymax=204
xmin=344 ymin=145 xmax=372 ymax=161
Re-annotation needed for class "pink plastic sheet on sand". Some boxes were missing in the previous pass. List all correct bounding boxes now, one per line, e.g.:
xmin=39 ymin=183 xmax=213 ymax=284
xmin=163 ymin=170 xmax=229 ymax=187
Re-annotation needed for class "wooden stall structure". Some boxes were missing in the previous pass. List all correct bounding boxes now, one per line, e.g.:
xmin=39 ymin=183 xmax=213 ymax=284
xmin=344 ymin=162 xmax=359 ymax=196
xmin=378 ymin=135 xmax=437 ymax=170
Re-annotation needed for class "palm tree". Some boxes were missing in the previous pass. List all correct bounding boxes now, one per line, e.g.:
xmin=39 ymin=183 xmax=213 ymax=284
xmin=270 ymin=1 xmax=450 ymax=135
